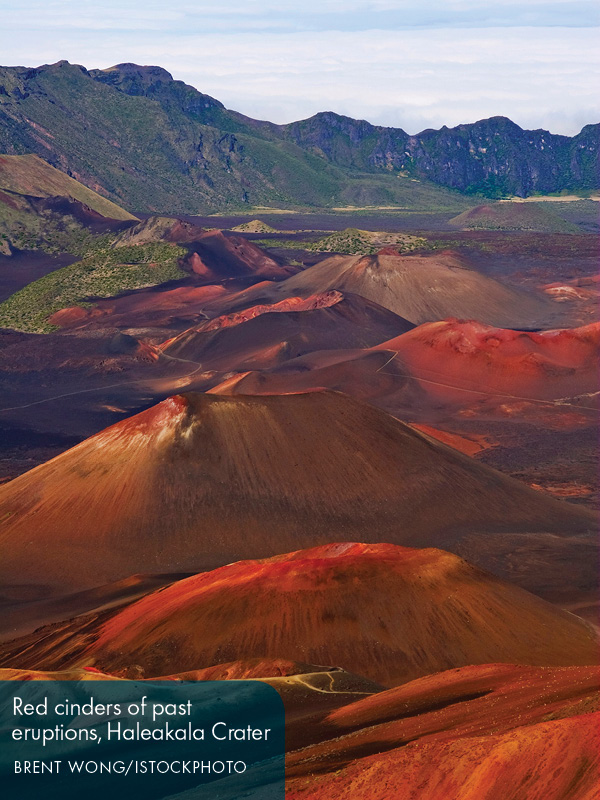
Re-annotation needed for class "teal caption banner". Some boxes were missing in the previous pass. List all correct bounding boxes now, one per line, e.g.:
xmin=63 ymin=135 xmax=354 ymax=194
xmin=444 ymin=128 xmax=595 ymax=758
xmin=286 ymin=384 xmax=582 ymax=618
xmin=0 ymin=680 xmax=285 ymax=799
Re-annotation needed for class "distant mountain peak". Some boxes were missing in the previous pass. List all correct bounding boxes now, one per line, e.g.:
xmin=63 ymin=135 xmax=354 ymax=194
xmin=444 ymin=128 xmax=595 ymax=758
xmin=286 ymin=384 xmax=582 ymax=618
xmin=101 ymin=63 xmax=174 ymax=81
xmin=42 ymin=60 xmax=88 ymax=74
xmin=90 ymin=61 xmax=225 ymax=111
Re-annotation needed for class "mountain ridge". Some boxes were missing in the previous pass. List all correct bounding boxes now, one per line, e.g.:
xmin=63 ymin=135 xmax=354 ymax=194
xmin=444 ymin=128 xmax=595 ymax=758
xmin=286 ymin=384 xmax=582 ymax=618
xmin=1 ymin=60 xmax=597 ymax=212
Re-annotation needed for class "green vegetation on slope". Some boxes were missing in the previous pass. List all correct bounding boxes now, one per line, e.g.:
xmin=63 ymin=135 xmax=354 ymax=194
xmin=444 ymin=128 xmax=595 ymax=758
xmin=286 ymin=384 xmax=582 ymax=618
xmin=230 ymin=220 xmax=280 ymax=233
xmin=449 ymin=202 xmax=581 ymax=233
xmin=0 ymin=62 xmax=476 ymax=213
xmin=0 ymin=242 xmax=186 ymax=332
xmin=0 ymin=152 xmax=137 ymax=255
xmin=520 ymin=200 xmax=599 ymax=233
xmin=0 ymin=190 xmax=109 ymax=255
xmin=307 ymin=228 xmax=427 ymax=254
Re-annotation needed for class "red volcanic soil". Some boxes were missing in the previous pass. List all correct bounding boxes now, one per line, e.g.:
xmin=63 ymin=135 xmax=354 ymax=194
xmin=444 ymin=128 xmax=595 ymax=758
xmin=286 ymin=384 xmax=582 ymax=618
xmin=2 ymin=570 xmax=192 ymax=640
xmin=543 ymin=278 xmax=600 ymax=303
xmin=160 ymin=292 xmax=413 ymax=370
xmin=322 ymin=663 xmax=599 ymax=738
xmin=267 ymin=250 xmax=557 ymax=327
xmin=171 ymin=291 xmax=344 ymax=333
xmin=88 ymin=546 xmax=598 ymax=684
xmin=541 ymin=273 xmax=600 ymax=324
xmin=283 ymin=663 xmax=600 ymax=798
xmin=375 ymin=318 xmax=600 ymax=402
xmin=49 ymin=283 xmax=231 ymax=331
xmin=218 ymin=317 xmax=598 ymax=432
xmin=287 ymin=712 xmax=599 ymax=800
xmin=3 ymin=543 xmax=596 ymax=684
xmin=0 ymin=391 xmax=594 ymax=605
xmin=284 ymin=662 xmax=600 ymax=774
xmin=376 ymin=245 xmax=403 ymax=255
xmin=0 ymin=658 xmax=596 ymax=800
xmin=184 ymin=230 xmax=293 ymax=281
xmin=0 ymin=659 xmax=595 ymax=799
xmin=48 ymin=306 xmax=93 ymax=327
xmin=111 ymin=218 xmax=292 ymax=282
xmin=49 ymin=276 xmax=316 ymax=334
xmin=409 ymin=424 xmax=494 ymax=455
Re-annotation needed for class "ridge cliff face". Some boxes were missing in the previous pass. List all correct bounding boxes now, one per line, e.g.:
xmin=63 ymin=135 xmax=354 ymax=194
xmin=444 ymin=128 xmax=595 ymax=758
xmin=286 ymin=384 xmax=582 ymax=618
xmin=283 ymin=112 xmax=599 ymax=196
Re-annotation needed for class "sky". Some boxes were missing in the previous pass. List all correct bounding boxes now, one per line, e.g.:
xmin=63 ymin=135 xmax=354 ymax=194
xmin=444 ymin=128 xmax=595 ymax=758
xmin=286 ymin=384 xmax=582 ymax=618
xmin=1 ymin=0 xmax=598 ymax=135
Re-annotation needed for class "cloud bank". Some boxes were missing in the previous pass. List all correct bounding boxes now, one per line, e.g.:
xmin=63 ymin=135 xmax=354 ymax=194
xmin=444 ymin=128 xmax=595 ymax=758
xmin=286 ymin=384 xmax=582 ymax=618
xmin=2 ymin=1 xmax=598 ymax=134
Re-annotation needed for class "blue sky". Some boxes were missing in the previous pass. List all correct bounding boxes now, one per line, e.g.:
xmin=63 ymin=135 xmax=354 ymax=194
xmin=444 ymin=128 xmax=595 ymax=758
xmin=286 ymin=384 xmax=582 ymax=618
xmin=1 ymin=0 xmax=598 ymax=134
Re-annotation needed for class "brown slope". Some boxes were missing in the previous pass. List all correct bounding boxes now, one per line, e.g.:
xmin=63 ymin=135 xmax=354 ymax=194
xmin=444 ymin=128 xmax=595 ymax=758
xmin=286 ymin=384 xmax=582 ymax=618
xmin=0 ymin=153 xmax=136 ymax=220
xmin=3 ymin=544 xmax=596 ymax=685
xmin=48 ymin=275 xmax=287 ymax=334
xmin=0 ymin=391 xmax=594 ymax=605
xmin=160 ymin=292 xmax=413 ymax=370
xmin=50 ymin=282 xmax=232 ymax=331
xmin=268 ymin=249 xmax=556 ymax=327
xmin=315 ymin=663 xmax=600 ymax=748
xmin=183 ymin=229 xmax=293 ymax=281
xmin=208 ymin=348 xmax=428 ymax=416
xmin=110 ymin=215 xmax=206 ymax=246
xmin=0 ymin=328 xmax=161 ymax=452
xmin=0 ymin=328 xmax=155 ymax=374
xmin=0 ymin=390 xmax=592 ymax=587
xmin=176 ymin=292 xmax=344 ymax=332
xmin=1 ymin=571 xmax=191 ymax=640
xmin=169 ymin=665 xmax=600 ymax=800
xmin=46 ymin=235 xmax=292 ymax=333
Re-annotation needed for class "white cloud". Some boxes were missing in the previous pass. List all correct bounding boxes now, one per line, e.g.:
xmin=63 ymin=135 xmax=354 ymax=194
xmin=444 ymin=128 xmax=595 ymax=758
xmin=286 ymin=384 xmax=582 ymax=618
xmin=2 ymin=0 xmax=599 ymax=31
xmin=1 ymin=8 xmax=598 ymax=135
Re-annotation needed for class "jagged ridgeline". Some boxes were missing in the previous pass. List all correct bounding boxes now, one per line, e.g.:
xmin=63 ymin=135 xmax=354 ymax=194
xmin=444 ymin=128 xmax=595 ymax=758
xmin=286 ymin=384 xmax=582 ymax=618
xmin=0 ymin=61 xmax=597 ymax=213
